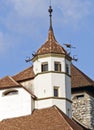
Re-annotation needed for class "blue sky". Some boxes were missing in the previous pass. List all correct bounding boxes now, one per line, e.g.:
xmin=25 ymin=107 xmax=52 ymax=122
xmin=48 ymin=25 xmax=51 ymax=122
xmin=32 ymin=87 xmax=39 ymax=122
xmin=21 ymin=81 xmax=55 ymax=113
xmin=0 ymin=0 xmax=94 ymax=79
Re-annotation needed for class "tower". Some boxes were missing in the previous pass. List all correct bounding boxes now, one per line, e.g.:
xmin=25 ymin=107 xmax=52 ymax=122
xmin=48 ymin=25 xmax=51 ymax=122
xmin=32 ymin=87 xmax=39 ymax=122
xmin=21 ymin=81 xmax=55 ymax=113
xmin=32 ymin=5 xmax=72 ymax=118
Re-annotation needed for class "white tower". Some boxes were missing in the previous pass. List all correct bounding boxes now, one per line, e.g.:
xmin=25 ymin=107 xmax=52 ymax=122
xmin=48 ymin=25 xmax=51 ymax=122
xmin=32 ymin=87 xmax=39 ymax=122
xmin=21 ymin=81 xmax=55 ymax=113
xmin=32 ymin=6 xmax=72 ymax=118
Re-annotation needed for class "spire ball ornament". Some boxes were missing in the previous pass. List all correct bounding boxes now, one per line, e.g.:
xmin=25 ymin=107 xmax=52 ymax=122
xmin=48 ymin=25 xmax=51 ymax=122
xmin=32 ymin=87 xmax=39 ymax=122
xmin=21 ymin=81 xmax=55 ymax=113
xmin=48 ymin=6 xmax=53 ymax=16
xmin=48 ymin=5 xmax=53 ymax=30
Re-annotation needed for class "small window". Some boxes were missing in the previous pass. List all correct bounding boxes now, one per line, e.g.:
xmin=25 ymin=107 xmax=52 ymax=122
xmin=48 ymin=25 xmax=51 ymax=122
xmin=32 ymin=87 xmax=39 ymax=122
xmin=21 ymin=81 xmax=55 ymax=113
xmin=76 ymin=95 xmax=84 ymax=99
xmin=54 ymin=87 xmax=59 ymax=97
xmin=72 ymin=94 xmax=84 ymax=100
xmin=3 ymin=90 xmax=18 ymax=96
xmin=54 ymin=62 xmax=61 ymax=72
xmin=66 ymin=64 xmax=69 ymax=74
xmin=41 ymin=62 xmax=48 ymax=72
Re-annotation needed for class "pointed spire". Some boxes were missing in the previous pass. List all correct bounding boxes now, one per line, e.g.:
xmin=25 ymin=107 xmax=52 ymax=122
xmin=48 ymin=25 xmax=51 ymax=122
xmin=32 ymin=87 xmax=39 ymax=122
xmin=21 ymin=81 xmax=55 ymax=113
xmin=48 ymin=4 xmax=53 ymax=31
xmin=34 ymin=3 xmax=68 ymax=57
xmin=48 ymin=3 xmax=56 ymax=41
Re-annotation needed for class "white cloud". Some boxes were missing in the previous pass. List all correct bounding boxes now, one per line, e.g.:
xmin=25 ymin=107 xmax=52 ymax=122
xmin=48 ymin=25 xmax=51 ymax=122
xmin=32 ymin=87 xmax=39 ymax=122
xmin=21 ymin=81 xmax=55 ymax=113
xmin=0 ymin=0 xmax=93 ymax=54
xmin=1 ymin=0 xmax=93 ymax=29
xmin=53 ymin=0 xmax=92 ymax=25
xmin=7 ymin=0 xmax=47 ymax=18
xmin=6 ymin=0 xmax=92 ymax=22
xmin=2 ymin=0 xmax=92 ymax=32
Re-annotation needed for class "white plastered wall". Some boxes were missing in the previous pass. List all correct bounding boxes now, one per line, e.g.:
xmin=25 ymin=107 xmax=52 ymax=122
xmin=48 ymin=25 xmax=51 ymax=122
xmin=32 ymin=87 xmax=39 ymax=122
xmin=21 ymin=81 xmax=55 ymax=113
xmin=21 ymin=79 xmax=34 ymax=94
xmin=33 ymin=55 xmax=72 ymax=117
xmin=0 ymin=88 xmax=34 ymax=121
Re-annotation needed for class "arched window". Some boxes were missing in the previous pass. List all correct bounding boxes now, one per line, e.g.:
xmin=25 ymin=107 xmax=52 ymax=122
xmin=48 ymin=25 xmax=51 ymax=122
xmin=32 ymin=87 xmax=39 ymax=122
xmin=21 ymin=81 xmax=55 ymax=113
xmin=2 ymin=89 xmax=18 ymax=96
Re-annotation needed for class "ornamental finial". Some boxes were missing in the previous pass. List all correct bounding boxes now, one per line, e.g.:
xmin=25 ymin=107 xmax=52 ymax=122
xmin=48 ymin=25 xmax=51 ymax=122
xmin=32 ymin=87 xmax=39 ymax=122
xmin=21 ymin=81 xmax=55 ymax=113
xmin=48 ymin=1 xmax=53 ymax=30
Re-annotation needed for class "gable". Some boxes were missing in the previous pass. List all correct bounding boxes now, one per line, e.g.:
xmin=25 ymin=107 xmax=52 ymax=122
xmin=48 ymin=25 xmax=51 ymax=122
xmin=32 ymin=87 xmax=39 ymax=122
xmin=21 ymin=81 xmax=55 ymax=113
xmin=0 ymin=76 xmax=21 ymax=89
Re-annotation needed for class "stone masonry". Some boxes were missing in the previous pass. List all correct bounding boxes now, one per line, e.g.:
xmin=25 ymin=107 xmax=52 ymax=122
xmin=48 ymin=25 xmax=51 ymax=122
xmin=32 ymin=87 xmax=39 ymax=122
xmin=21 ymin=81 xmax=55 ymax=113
xmin=72 ymin=92 xmax=94 ymax=130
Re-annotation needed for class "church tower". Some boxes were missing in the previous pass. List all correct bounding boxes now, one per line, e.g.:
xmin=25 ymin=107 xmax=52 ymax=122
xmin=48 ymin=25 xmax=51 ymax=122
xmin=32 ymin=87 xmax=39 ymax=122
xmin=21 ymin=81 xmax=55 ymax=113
xmin=32 ymin=6 xmax=72 ymax=118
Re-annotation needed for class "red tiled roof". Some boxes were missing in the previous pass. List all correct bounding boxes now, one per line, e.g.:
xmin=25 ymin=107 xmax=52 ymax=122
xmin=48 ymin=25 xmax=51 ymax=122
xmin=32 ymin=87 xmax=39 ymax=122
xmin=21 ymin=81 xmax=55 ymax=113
xmin=13 ymin=66 xmax=35 ymax=82
xmin=0 ymin=75 xmax=36 ymax=99
xmin=0 ymin=76 xmax=21 ymax=89
xmin=1 ymin=64 xmax=93 ymax=90
xmin=12 ymin=64 xmax=94 ymax=89
xmin=71 ymin=65 xmax=94 ymax=88
xmin=0 ymin=106 xmax=84 ymax=130
xmin=36 ymin=29 xmax=67 ymax=56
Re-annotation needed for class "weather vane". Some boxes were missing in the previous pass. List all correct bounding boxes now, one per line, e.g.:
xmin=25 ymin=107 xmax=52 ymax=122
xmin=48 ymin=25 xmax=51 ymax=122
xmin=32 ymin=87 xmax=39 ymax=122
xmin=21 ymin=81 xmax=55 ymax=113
xmin=64 ymin=43 xmax=78 ymax=62
xmin=25 ymin=52 xmax=36 ymax=63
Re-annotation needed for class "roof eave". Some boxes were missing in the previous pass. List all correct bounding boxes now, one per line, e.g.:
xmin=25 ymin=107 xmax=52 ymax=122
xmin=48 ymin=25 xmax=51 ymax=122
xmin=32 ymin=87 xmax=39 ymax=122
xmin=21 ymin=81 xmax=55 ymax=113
xmin=32 ymin=52 xmax=72 ymax=62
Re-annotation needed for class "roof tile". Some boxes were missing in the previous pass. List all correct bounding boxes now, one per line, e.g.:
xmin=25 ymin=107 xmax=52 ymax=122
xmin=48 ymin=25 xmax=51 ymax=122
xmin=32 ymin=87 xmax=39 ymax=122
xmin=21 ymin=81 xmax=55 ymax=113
xmin=36 ymin=29 xmax=67 ymax=56
xmin=12 ymin=64 xmax=94 ymax=89
xmin=71 ymin=65 xmax=94 ymax=88
xmin=0 ymin=76 xmax=20 ymax=89
xmin=13 ymin=66 xmax=34 ymax=82
xmin=0 ymin=106 xmax=84 ymax=130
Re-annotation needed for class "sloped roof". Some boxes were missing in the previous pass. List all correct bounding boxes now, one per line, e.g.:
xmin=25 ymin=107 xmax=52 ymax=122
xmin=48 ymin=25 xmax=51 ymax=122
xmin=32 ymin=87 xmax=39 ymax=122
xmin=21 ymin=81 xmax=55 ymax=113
xmin=0 ymin=64 xmax=93 ymax=90
xmin=0 ymin=75 xmax=36 ymax=99
xmin=71 ymin=65 xmax=94 ymax=88
xmin=35 ymin=28 xmax=67 ymax=56
xmin=12 ymin=64 xmax=94 ymax=89
xmin=0 ymin=76 xmax=21 ymax=89
xmin=12 ymin=64 xmax=94 ymax=90
xmin=13 ymin=66 xmax=34 ymax=82
xmin=0 ymin=106 xmax=84 ymax=130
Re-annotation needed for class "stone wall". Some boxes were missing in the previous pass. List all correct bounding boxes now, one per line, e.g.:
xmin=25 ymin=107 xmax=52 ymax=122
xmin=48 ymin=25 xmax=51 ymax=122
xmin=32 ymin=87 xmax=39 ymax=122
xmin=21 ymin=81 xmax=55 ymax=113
xmin=72 ymin=92 xmax=94 ymax=130
xmin=90 ymin=95 xmax=94 ymax=129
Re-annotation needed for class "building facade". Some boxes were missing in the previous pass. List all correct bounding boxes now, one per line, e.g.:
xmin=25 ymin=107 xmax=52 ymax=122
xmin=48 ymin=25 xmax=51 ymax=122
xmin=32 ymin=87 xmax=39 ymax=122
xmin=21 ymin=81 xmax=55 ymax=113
xmin=0 ymin=5 xmax=94 ymax=130
xmin=0 ymin=76 xmax=35 ymax=121
xmin=71 ymin=65 xmax=94 ymax=129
